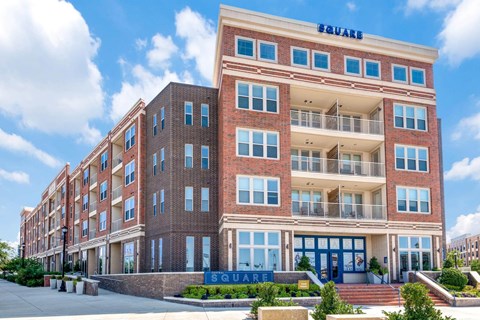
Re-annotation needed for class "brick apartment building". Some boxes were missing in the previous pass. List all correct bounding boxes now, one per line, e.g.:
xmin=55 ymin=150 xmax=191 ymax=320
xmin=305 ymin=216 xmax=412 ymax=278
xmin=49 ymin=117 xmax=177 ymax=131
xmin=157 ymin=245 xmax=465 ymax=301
xmin=448 ymin=234 xmax=480 ymax=266
xmin=20 ymin=5 xmax=445 ymax=283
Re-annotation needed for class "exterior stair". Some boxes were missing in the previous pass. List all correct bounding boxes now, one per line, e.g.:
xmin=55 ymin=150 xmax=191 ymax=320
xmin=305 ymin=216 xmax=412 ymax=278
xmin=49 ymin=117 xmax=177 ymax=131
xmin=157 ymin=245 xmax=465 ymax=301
xmin=336 ymin=283 xmax=450 ymax=307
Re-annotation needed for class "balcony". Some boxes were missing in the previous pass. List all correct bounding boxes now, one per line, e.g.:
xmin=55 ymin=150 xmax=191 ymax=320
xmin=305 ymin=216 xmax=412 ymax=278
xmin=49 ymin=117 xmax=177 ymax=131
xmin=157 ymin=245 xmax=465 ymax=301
xmin=74 ymin=212 xmax=79 ymax=221
xmin=89 ymin=229 xmax=96 ymax=239
xmin=111 ymin=219 xmax=122 ymax=232
xmin=89 ymin=201 xmax=97 ymax=214
xmin=90 ymin=173 xmax=98 ymax=189
xmin=112 ymin=152 xmax=123 ymax=173
xmin=74 ymin=236 xmax=79 ymax=244
xmin=292 ymin=201 xmax=386 ymax=220
xmin=291 ymin=156 xmax=385 ymax=177
xmin=111 ymin=186 xmax=122 ymax=204
xmin=75 ymin=186 xmax=80 ymax=198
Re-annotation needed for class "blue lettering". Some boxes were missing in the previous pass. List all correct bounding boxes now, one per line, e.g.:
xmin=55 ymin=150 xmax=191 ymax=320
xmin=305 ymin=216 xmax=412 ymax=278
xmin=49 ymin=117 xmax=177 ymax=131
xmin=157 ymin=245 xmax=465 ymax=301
xmin=349 ymin=30 xmax=356 ymax=38
xmin=221 ymin=274 xmax=229 ymax=283
xmin=326 ymin=25 xmax=334 ymax=34
xmin=262 ymin=274 xmax=268 ymax=282
xmin=318 ymin=24 xmax=325 ymax=32
xmin=233 ymin=274 xmax=239 ymax=282
xmin=318 ymin=23 xmax=363 ymax=40
xmin=243 ymin=274 xmax=250 ymax=282
xmin=335 ymin=27 xmax=341 ymax=35
xmin=211 ymin=274 xmax=217 ymax=283
xmin=357 ymin=31 xmax=363 ymax=40
xmin=342 ymin=29 xmax=349 ymax=37
xmin=253 ymin=274 xmax=259 ymax=282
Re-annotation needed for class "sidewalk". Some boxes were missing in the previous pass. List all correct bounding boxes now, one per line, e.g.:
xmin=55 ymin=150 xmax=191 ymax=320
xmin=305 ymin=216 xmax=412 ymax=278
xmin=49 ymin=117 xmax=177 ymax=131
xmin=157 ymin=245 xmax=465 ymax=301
xmin=1 ymin=280 xmax=480 ymax=320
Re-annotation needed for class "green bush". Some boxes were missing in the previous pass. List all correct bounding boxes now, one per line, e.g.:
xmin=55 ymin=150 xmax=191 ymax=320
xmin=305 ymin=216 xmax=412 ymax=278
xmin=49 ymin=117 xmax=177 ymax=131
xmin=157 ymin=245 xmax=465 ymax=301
xmin=442 ymin=284 xmax=463 ymax=291
xmin=13 ymin=259 xmax=45 ymax=287
xmin=296 ymin=255 xmax=316 ymax=274
xmin=470 ymin=259 xmax=480 ymax=272
xmin=383 ymin=283 xmax=455 ymax=320
xmin=250 ymin=282 xmax=297 ymax=319
xmin=438 ymin=268 xmax=468 ymax=291
xmin=368 ymin=256 xmax=382 ymax=274
xmin=443 ymin=250 xmax=464 ymax=269
xmin=311 ymin=281 xmax=363 ymax=320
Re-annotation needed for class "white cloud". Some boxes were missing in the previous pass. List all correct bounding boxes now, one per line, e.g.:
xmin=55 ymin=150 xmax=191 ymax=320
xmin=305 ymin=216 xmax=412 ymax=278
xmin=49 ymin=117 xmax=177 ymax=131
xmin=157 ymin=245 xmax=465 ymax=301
xmin=444 ymin=157 xmax=480 ymax=180
xmin=135 ymin=38 xmax=147 ymax=51
xmin=451 ymin=111 xmax=480 ymax=141
xmin=175 ymin=7 xmax=216 ymax=82
xmin=0 ymin=128 xmax=61 ymax=167
xmin=0 ymin=0 xmax=104 ymax=143
xmin=406 ymin=0 xmax=460 ymax=11
xmin=147 ymin=34 xmax=178 ymax=69
xmin=76 ymin=124 xmax=103 ymax=146
xmin=346 ymin=2 xmax=357 ymax=11
xmin=447 ymin=212 xmax=480 ymax=242
xmin=0 ymin=169 xmax=29 ymax=184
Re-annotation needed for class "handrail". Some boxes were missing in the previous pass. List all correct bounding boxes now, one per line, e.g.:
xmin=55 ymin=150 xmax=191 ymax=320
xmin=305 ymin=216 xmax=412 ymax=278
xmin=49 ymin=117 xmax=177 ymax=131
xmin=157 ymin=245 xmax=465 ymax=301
xmin=291 ymin=155 xmax=385 ymax=177
xmin=366 ymin=271 xmax=401 ymax=307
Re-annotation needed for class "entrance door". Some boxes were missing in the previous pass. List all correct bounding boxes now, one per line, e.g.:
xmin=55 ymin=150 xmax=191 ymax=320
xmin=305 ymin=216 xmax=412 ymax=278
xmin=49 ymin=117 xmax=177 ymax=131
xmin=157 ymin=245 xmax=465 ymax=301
xmin=317 ymin=251 xmax=342 ymax=283
xmin=330 ymin=252 xmax=341 ymax=283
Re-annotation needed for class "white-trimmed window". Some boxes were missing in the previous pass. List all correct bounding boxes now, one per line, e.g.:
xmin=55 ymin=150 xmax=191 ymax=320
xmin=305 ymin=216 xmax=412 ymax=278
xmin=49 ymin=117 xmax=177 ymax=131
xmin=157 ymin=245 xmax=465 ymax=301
xmin=153 ymin=114 xmax=158 ymax=136
xmin=153 ymin=153 xmax=157 ymax=176
xmin=82 ymin=220 xmax=88 ymax=237
xmin=237 ymin=176 xmax=279 ymax=206
xmin=364 ymin=60 xmax=380 ymax=79
xmin=236 ymin=36 xmax=255 ymax=58
xmin=101 ymin=151 xmax=108 ymax=171
xmin=394 ymin=104 xmax=427 ymax=131
xmin=201 ymin=146 xmax=209 ymax=169
xmin=201 ymin=187 xmax=209 ymax=212
xmin=151 ymin=239 xmax=155 ymax=272
xmin=258 ymin=40 xmax=277 ymax=62
xmin=61 ymin=206 xmax=65 ymax=219
xmin=345 ymin=56 xmax=361 ymax=76
xmin=397 ymin=187 xmax=430 ymax=213
xmin=392 ymin=64 xmax=408 ymax=83
xmin=237 ymin=128 xmax=279 ymax=159
xmin=161 ymin=107 xmax=165 ymax=130
xmin=100 ymin=181 xmax=108 ymax=201
xmin=160 ymin=189 xmax=165 ymax=214
xmin=153 ymin=192 xmax=157 ymax=216
xmin=237 ymin=231 xmax=281 ymax=271
xmin=184 ymin=102 xmax=193 ymax=125
xmin=125 ymin=160 xmax=135 ymax=185
xmin=124 ymin=242 xmax=134 ymax=274
xmin=125 ymin=196 xmax=135 ymax=221
xmin=99 ymin=211 xmax=106 ymax=231
xmin=291 ymin=47 xmax=309 ymax=67
xmin=161 ymin=148 xmax=165 ymax=171
xmin=158 ymin=238 xmax=163 ymax=272
xmin=82 ymin=194 xmax=88 ymax=211
xmin=201 ymin=104 xmax=209 ymax=128
xmin=236 ymin=82 xmax=278 ymax=113
xmin=185 ymin=187 xmax=193 ymax=211
xmin=185 ymin=144 xmax=193 ymax=168
xmin=313 ymin=51 xmax=330 ymax=71
xmin=125 ymin=125 xmax=135 ymax=150
xmin=410 ymin=67 xmax=425 ymax=86
xmin=203 ymin=237 xmax=211 ymax=271
xmin=395 ymin=145 xmax=428 ymax=172
xmin=399 ymin=236 xmax=432 ymax=275
xmin=83 ymin=169 xmax=89 ymax=186
xmin=186 ymin=236 xmax=194 ymax=271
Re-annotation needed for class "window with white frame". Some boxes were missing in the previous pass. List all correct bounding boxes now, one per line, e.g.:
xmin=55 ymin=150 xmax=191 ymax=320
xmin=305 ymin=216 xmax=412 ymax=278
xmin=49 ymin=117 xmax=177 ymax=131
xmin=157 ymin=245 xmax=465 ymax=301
xmin=185 ymin=144 xmax=193 ymax=168
xmin=399 ymin=236 xmax=432 ymax=276
xmin=125 ymin=160 xmax=135 ymax=185
xmin=364 ymin=60 xmax=380 ymax=79
xmin=185 ymin=187 xmax=193 ymax=211
xmin=258 ymin=40 xmax=277 ymax=62
xmin=83 ymin=168 xmax=89 ymax=186
xmin=201 ymin=146 xmax=209 ymax=169
xmin=201 ymin=187 xmax=209 ymax=212
xmin=313 ymin=51 xmax=330 ymax=71
xmin=345 ymin=56 xmax=361 ymax=76
xmin=394 ymin=104 xmax=427 ymax=131
xmin=99 ymin=211 xmax=106 ymax=231
xmin=161 ymin=107 xmax=165 ymax=130
xmin=237 ymin=231 xmax=281 ymax=271
xmin=153 ymin=192 xmax=157 ymax=216
xmin=101 ymin=151 xmax=108 ymax=171
xmin=236 ymin=36 xmax=255 ymax=58
xmin=125 ymin=125 xmax=135 ymax=150
xmin=237 ymin=82 xmax=278 ymax=113
xmin=61 ymin=206 xmax=65 ymax=219
xmin=153 ymin=114 xmax=157 ymax=136
xmin=395 ymin=145 xmax=428 ymax=172
xmin=392 ymin=64 xmax=407 ymax=83
xmin=237 ymin=176 xmax=279 ymax=206
xmin=151 ymin=239 xmax=155 ymax=272
xmin=124 ymin=242 xmax=134 ymax=274
xmin=410 ymin=67 xmax=425 ymax=86
xmin=82 ymin=220 xmax=88 ymax=237
xmin=185 ymin=102 xmax=193 ymax=125
xmin=82 ymin=194 xmax=88 ymax=211
xmin=125 ymin=196 xmax=135 ymax=221
xmin=100 ymin=181 xmax=108 ymax=201
xmin=160 ymin=189 xmax=165 ymax=214
xmin=201 ymin=104 xmax=209 ymax=128
xmin=153 ymin=153 xmax=157 ymax=176
xmin=397 ymin=187 xmax=430 ymax=213
xmin=237 ymin=129 xmax=279 ymax=159
xmin=291 ymin=47 xmax=309 ymax=67
xmin=161 ymin=148 xmax=165 ymax=171
xmin=158 ymin=238 xmax=163 ymax=272
xmin=203 ymin=236 xmax=211 ymax=271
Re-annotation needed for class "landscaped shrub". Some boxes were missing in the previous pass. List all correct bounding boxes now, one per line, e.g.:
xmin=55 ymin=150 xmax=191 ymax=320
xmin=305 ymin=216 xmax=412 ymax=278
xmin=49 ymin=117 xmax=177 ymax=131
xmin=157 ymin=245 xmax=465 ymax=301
xmin=470 ymin=259 xmax=480 ymax=272
xmin=383 ymin=283 xmax=455 ymax=320
xmin=438 ymin=268 xmax=468 ymax=291
xmin=296 ymin=255 xmax=316 ymax=274
xmin=12 ymin=258 xmax=45 ymax=287
xmin=368 ymin=256 xmax=382 ymax=274
xmin=311 ymin=281 xmax=363 ymax=320
xmin=250 ymin=282 xmax=297 ymax=319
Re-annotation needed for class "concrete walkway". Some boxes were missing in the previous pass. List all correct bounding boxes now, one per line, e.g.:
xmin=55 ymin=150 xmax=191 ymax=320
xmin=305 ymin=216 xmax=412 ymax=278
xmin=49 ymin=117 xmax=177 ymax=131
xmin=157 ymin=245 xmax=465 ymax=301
xmin=1 ymin=280 xmax=480 ymax=320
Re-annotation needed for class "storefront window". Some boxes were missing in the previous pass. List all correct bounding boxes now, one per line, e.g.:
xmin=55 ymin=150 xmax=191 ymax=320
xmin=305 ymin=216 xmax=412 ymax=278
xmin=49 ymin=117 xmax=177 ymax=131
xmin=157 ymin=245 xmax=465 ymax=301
xmin=398 ymin=236 xmax=432 ymax=273
xmin=237 ymin=231 xmax=281 ymax=271
xmin=123 ymin=242 xmax=134 ymax=274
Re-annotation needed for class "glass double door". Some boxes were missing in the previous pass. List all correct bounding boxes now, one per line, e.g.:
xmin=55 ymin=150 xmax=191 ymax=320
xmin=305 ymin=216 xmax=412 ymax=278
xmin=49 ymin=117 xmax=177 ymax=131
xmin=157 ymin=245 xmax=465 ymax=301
xmin=318 ymin=251 xmax=342 ymax=283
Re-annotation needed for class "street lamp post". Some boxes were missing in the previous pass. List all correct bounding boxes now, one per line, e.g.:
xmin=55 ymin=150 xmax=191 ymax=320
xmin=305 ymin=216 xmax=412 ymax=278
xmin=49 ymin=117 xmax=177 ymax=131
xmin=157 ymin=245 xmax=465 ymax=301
xmin=21 ymin=242 xmax=25 ymax=267
xmin=58 ymin=226 xmax=68 ymax=292
xmin=454 ymin=251 xmax=458 ymax=269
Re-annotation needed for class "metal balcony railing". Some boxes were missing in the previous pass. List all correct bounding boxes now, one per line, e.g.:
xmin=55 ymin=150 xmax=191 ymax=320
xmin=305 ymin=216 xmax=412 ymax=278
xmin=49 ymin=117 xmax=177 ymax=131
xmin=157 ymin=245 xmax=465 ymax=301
xmin=74 ymin=212 xmax=79 ymax=221
xmin=89 ymin=229 xmax=96 ymax=239
xmin=74 ymin=236 xmax=79 ymax=244
xmin=292 ymin=201 xmax=386 ymax=220
xmin=111 ymin=219 xmax=122 ymax=232
xmin=291 ymin=156 xmax=385 ymax=177
xmin=290 ymin=110 xmax=384 ymax=135
xmin=112 ymin=153 xmax=123 ymax=167
xmin=90 ymin=173 xmax=98 ymax=185
xmin=89 ymin=201 xmax=97 ymax=213
xmin=75 ymin=186 xmax=80 ymax=198
xmin=112 ymin=186 xmax=122 ymax=200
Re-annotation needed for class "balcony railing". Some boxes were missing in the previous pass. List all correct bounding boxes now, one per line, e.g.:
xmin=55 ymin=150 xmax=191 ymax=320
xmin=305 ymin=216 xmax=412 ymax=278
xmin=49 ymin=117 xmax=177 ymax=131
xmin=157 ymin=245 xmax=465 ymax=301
xmin=75 ymin=186 xmax=80 ymax=198
xmin=290 ymin=110 xmax=384 ymax=135
xmin=291 ymin=156 xmax=385 ymax=177
xmin=74 ymin=212 xmax=79 ymax=221
xmin=89 ymin=229 xmax=96 ymax=239
xmin=111 ymin=219 xmax=122 ymax=232
xmin=112 ymin=186 xmax=122 ymax=201
xmin=90 ymin=173 xmax=97 ymax=186
xmin=89 ymin=201 xmax=97 ymax=213
xmin=112 ymin=152 xmax=123 ymax=168
xmin=292 ymin=201 xmax=386 ymax=220
xmin=74 ymin=236 xmax=79 ymax=244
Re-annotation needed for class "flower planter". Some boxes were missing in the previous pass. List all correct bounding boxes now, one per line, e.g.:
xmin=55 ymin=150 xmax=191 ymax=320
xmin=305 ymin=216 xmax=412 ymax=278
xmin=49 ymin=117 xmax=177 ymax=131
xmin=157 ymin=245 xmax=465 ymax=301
xmin=76 ymin=281 xmax=84 ymax=295
xmin=66 ymin=280 xmax=74 ymax=293
xmin=50 ymin=278 xmax=57 ymax=289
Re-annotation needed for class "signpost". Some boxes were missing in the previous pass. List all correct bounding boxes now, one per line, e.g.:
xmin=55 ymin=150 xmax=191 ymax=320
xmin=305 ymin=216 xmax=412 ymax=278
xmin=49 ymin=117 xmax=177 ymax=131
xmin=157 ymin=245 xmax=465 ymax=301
xmin=204 ymin=271 xmax=274 ymax=285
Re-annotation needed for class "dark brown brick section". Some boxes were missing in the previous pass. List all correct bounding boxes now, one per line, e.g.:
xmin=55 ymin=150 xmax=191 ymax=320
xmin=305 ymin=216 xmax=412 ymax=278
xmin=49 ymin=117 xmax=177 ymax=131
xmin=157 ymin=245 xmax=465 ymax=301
xmin=145 ymin=83 xmax=219 ymax=272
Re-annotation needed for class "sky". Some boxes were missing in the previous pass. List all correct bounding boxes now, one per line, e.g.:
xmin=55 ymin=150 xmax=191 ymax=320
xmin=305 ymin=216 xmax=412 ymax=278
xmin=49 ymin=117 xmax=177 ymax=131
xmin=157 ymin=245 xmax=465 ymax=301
xmin=1 ymin=0 xmax=480 ymax=248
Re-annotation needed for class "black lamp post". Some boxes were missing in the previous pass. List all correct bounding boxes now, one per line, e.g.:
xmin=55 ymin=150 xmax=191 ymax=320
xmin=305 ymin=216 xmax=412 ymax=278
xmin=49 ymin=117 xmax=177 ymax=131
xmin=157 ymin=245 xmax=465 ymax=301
xmin=21 ymin=242 xmax=25 ymax=267
xmin=454 ymin=251 xmax=458 ymax=269
xmin=58 ymin=226 xmax=68 ymax=292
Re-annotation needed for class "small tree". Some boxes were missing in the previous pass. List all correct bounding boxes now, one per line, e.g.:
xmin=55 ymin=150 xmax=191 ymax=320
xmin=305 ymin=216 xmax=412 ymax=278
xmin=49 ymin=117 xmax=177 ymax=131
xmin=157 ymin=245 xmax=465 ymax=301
xmin=296 ymin=255 xmax=316 ymax=274
xmin=0 ymin=240 xmax=14 ymax=270
xmin=250 ymin=282 xmax=296 ymax=319
xmin=470 ymin=259 xmax=480 ymax=272
xmin=311 ymin=281 xmax=363 ymax=320
xmin=443 ymin=250 xmax=464 ymax=269
xmin=368 ymin=256 xmax=382 ymax=274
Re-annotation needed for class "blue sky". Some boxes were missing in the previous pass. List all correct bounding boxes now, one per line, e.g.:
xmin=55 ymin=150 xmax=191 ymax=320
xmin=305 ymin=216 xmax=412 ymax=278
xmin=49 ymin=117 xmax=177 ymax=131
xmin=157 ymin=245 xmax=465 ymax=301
xmin=1 ymin=0 xmax=480 ymax=247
